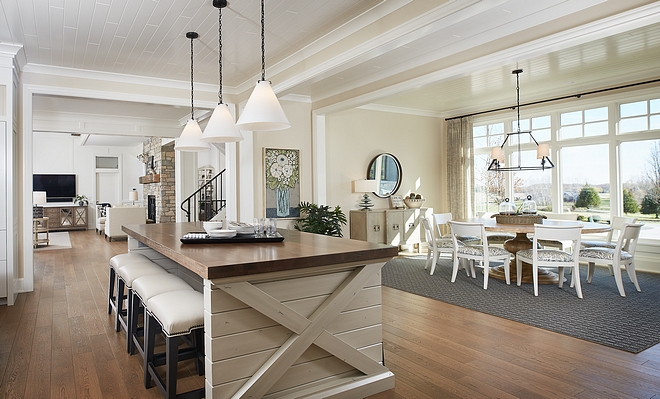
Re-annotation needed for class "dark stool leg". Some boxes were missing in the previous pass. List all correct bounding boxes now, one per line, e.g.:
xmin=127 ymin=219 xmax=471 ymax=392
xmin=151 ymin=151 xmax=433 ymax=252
xmin=128 ymin=290 xmax=142 ymax=355
xmin=108 ymin=267 xmax=116 ymax=314
xmin=115 ymin=278 xmax=126 ymax=332
xmin=144 ymin=311 xmax=157 ymax=389
xmin=165 ymin=336 xmax=178 ymax=399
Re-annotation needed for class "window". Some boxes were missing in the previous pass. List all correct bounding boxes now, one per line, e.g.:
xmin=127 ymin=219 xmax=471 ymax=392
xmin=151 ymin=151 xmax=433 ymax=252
xmin=561 ymin=144 xmax=609 ymax=217
xmin=559 ymin=106 xmax=608 ymax=140
xmin=621 ymin=139 xmax=660 ymax=240
xmin=619 ymin=98 xmax=660 ymax=134
xmin=473 ymin=123 xmax=504 ymax=149
xmin=95 ymin=156 xmax=119 ymax=169
xmin=510 ymin=115 xmax=551 ymax=143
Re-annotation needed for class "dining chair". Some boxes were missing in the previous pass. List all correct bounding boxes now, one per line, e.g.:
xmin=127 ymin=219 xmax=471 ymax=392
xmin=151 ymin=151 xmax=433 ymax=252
xmin=578 ymin=222 xmax=643 ymax=297
xmin=581 ymin=216 xmax=636 ymax=249
xmin=448 ymin=221 xmax=511 ymax=289
xmin=434 ymin=213 xmax=480 ymax=245
xmin=516 ymin=224 xmax=583 ymax=298
xmin=477 ymin=212 xmax=515 ymax=246
xmin=421 ymin=216 xmax=462 ymax=276
xmin=536 ymin=213 xmax=578 ymax=251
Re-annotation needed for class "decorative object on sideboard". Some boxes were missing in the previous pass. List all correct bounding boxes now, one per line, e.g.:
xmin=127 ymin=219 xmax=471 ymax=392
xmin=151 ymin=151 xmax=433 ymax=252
xmin=200 ymin=0 xmax=243 ymax=143
xmin=235 ymin=0 xmax=290 ymax=131
xmin=353 ymin=179 xmax=378 ymax=211
xmin=74 ymin=194 xmax=89 ymax=206
xmin=403 ymin=193 xmax=425 ymax=209
xmin=175 ymin=31 xmax=211 ymax=152
xmin=390 ymin=194 xmax=404 ymax=209
xmin=33 ymin=191 xmax=47 ymax=218
xmin=488 ymin=69 xmax=554 ymax=172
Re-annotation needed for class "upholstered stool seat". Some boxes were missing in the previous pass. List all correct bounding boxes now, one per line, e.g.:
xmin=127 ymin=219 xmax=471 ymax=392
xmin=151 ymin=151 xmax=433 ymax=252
xmin=144 ymin=290 xmax=205 ymax=399
xmin=108 ymin=253 xmax=151 ymax=315
xmin=129 ymin=274 xmax=193 ymax=356
xmin=115 ymin=261 xmax=167 ymax=351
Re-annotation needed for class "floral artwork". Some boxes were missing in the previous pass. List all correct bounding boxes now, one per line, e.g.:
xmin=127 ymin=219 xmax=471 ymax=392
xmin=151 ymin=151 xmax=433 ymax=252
xmin=264 ymin=148 xmax=300 ymax=218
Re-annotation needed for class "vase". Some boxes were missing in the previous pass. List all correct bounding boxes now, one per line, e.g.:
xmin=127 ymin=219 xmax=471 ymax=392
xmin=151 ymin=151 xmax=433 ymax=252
xmin=276 ymin=188 xmax=290 ymax=217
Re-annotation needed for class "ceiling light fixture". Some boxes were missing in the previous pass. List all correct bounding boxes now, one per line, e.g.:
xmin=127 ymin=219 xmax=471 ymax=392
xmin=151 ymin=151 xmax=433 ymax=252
xmin=235 ymin=0 xmax=290 ymax=131
xmin=175 ymin=31 xmax=210 ymax=152
xmin=200 ymin=0 xmax=243 ymax=143
xmin=488 ymin=69 xmax=554 ymax=172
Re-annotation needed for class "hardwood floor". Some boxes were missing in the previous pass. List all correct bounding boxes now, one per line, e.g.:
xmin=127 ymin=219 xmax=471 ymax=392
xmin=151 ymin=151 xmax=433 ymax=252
xmin=1 ymin=229 xmax=659 ymax=398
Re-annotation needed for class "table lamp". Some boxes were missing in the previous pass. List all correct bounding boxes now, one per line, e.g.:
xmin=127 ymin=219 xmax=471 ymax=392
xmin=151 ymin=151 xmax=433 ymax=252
xmin=33 ymin=191 xmax=47 ymax=218
xmin=353 ymin=180 xmax=378 ymax=210
xmin=129 ymin=188 xmax=138 ymax=206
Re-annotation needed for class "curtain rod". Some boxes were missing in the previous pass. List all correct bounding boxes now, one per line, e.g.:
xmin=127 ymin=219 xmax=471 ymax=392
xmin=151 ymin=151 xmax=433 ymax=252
xmin=445 ymin=77 xmax=660 ymax=121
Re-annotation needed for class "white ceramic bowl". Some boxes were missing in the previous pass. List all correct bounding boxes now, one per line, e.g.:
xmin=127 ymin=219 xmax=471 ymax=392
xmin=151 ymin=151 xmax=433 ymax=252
xmin=203 ymin=221 xmax=225 ymax=234
xmin=404 ymin=198 xmax=425 ymax=209
xmin=206 ymin=229 xmax=237 ymax=238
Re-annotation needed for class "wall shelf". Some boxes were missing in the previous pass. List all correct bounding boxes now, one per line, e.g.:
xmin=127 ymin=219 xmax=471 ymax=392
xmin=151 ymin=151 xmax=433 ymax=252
xmin=139 ymin=174 xmax=160 ymax=184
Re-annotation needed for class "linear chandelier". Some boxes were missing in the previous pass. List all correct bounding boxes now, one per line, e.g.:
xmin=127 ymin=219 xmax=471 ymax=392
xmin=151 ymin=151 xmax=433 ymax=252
xmin=488 ymin=69 xmax=554 ymax=172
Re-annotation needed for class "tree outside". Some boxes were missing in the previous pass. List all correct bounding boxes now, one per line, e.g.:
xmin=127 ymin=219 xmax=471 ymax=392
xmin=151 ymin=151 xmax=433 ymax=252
xmin=623 ymin=188 xmax=640 ymax=214
xmin=575 ymin=185 xmax=601 ymax=209
xmin=641 ymin=187 xmax=660 ymax=218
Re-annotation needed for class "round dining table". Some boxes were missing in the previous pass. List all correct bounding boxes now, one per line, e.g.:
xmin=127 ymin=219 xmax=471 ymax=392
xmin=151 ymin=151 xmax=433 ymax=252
xmin=465 ymin=217 xmax=612 ymax=284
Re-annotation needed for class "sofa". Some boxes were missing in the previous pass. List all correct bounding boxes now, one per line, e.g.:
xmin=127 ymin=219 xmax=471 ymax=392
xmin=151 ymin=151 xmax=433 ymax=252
xmin=104 ymin=206 xmax=146 ymax=241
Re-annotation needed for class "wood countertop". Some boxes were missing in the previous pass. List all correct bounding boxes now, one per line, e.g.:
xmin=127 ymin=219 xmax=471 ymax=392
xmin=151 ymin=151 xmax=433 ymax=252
xmin=122 ymin=222 xmax=399 ymax=280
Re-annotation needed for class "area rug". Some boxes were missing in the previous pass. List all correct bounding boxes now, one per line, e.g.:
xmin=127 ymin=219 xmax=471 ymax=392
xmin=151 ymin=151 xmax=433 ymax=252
xmin=382 ymin=256 xmax=660 ymax=353
xmin=33 ymin=231 xmax=71 ymax=251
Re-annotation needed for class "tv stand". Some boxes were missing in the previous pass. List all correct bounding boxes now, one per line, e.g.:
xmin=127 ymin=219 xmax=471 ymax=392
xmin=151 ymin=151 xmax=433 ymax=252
xmin=42 ymin=203 xmax=88 ymax=231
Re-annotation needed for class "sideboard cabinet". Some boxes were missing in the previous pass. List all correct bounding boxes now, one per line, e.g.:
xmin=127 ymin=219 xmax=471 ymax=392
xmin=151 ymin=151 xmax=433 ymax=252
xmin=43 ymin=205 xmax=88 ymax=231
xmin=350 ymin=207 xmax=432 ymax=249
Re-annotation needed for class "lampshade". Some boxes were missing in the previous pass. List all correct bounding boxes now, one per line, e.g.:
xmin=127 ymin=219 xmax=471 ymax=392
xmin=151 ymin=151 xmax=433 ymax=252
xmin=353 ymin=179 xmax=378 ymax=193
xmin=537 ymin=143 xmax=550 ymax=159
xmin=129 ymin=190 xmax=138 ymax=202
xmin=33 ymin=191 xmax=47 ymax=205
xmin=491 ymin=147 xmax=505 ymax=162
xmin=236 ymin=81 xmax=290 ymax=131
xmin=201 ymin=103 xmax=243 ymax=142
xmin=175 ymin=119 xmax=210 ymax=151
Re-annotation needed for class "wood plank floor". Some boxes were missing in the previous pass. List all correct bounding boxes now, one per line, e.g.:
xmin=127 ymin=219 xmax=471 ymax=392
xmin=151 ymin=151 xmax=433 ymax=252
xmin=1 ymin=229 xmax=659 ymax=398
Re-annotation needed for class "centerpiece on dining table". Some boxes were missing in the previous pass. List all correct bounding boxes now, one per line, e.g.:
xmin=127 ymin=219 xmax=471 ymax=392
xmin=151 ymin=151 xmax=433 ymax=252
xmin=491 ymin=196 xmax=547 ymax=224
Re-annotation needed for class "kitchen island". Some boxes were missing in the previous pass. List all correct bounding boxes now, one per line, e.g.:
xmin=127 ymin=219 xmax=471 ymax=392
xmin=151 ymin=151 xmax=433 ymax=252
xmin=122 ymin=222 xmax=397 ymax=399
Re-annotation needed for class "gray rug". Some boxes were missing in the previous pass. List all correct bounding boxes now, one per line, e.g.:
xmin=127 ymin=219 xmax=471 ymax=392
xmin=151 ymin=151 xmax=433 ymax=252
xmin=382 ymin=256 xmax=660 ymax=353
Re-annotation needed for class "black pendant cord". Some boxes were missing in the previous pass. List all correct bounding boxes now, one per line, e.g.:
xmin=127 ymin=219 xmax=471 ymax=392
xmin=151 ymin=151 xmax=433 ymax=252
xmin=260 ymin=0 xmax=266 ymax=82
xmin=218 ymin=7 xmax=223 ymax=104
xmin=189 ymin=33 xmax=196 ymax=120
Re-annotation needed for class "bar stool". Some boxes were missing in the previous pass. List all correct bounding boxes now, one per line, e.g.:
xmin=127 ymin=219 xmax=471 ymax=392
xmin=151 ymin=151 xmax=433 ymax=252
xmin=108 ymin=253 xmax=151 ymax=315
xmin=116 ymin=261 xmax=168 ymax=351
xmin=144 ymin=290 xmax=205 ymax=399
xmin=129 ymin=273 xmax=193 ymax=357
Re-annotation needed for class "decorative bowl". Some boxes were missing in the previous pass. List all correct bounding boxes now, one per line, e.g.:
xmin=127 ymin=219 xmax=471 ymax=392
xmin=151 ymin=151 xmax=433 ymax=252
xmin=203 ymin=221 xmax=225 ymax=234
xmin=403 ymin=198 xmax=425 ymax=209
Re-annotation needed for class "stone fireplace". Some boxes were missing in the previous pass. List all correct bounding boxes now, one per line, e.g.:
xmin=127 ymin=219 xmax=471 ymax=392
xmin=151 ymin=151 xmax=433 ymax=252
xmin=141 ymin=138 xmax=176 ymax=223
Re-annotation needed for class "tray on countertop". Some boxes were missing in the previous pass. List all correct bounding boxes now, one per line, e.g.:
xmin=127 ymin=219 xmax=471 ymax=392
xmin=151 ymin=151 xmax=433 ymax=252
xmin=180 ymin=231 xmax=284 ymax=244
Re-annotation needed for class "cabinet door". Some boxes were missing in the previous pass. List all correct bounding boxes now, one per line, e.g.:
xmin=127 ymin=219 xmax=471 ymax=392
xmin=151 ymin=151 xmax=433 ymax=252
xmin=386 ymin=210 xmax=403 ymax=246
xmin=44 ymin=207 xmax=60 ymax=227
xmin=365 ymin=211 xmax=386 ymax=243
xmin=74 ymin=207 xmax=87 ymax=227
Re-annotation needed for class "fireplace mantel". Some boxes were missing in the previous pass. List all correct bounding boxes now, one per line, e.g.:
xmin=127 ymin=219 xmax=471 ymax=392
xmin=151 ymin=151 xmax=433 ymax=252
xmin=138 ymin=174 xmax=160 ymax=184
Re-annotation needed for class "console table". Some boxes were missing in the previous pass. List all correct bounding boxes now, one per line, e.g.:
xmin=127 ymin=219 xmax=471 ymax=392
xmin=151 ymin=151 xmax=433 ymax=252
xmin=350 ymin=207 xmax=432 ymax=250
xmin=42 ymin=204 xmax=88 ymax=231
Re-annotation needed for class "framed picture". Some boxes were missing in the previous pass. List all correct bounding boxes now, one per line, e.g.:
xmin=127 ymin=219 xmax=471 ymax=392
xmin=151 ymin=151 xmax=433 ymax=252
xmin=264 ymin=148 xmax=301 ymax=219
xmin=390 ymin=194 xmax=404 ymax=209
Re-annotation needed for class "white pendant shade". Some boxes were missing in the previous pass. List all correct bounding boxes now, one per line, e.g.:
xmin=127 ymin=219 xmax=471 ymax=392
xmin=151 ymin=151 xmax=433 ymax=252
xmin=200 ymin=103 xmax=243 ymax=142
xmin=491 ymin=147 xmax=505 ymax=162
xmin=236 ymin=81 xmax=290 ymax=131
xmin=537 ymin=143 xmax=550 ymax=159
xmin=175 ymin=119 xmax=210 ymax=151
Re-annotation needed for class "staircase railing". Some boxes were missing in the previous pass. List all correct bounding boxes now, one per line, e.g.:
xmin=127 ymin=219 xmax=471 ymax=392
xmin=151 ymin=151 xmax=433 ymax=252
xmin=181 ymin=169 xmax=226 ymax=222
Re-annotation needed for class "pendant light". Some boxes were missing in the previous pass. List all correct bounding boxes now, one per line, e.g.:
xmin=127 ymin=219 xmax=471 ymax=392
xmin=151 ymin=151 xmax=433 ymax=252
xmin=175 ymin=31 xmax=210 ymax=152
xmin=235 ymin=0 xmax=290 ymax=131
xmin=201 ymin=0 xmax=243 ymax=142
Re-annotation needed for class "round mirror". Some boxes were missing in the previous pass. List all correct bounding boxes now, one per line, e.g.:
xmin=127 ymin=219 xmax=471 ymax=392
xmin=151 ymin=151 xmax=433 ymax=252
xmin=367 ymin=153 xmax=402 ymax=198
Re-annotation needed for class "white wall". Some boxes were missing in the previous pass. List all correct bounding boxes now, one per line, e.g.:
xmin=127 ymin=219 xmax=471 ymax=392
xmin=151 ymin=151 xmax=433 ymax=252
xmin=33 ymin=132 xmax=143 ymax=228
xmin=325 ymin=108 xmax=445 ymax=237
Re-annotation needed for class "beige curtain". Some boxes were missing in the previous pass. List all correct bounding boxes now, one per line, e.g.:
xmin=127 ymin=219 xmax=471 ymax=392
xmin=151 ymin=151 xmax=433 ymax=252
xmin=446 ymin=116 xmax=474 ymax=220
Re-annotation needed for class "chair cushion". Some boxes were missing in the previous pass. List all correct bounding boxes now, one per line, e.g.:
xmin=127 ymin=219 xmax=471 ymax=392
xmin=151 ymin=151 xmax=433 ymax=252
xmin=486 ymin=233 xmax=516 ymax=243
xmin=517 ymin=249 xmax=573 ymax=262
xmin=434 ymin=238 xmax=462 ymax=249
xmin=457 ymin=246 xmax=509 ymax=257
xmin=117 ymin=261 xmax=167 ymax=287
xmin=537 ymin=239 xmax=564 ymax=248
xmin=147 ymin=290 xmax=204 ymax=337
xmin=581 ymin=240 xmax=616 ymax=249
xmin=579 ymin=248 xmax=633 ymax=261
xmin=133 ymin=273 xmax=193 ymax=303
xmin=110 ymin=252 xmax=151 ymax=270
xmin=443 ymin=234 xmax=481 ymax=244
xmin=98 ymin=216 xmax=107 ymax=223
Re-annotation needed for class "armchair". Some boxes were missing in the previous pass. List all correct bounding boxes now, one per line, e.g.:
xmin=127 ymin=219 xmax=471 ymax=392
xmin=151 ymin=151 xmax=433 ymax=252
xmin=104 ymin=206 xmax=146 ymax=241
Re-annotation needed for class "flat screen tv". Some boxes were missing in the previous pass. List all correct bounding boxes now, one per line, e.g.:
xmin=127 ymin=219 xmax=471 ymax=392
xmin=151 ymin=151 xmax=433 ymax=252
xmin=33 ymin=174 xmax=76 ymax=202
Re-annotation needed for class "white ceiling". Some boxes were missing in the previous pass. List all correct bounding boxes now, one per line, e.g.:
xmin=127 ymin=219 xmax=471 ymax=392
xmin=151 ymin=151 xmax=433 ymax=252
xmin=2 ymin=0 xmax=660 ymax=145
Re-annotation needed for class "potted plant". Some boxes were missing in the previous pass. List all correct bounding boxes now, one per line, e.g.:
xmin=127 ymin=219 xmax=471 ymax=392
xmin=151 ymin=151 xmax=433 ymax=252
xmin=74 ymin=194 xmax=89 ymax=206
xmin=293 ymin=201 xmax=347 ymax=237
